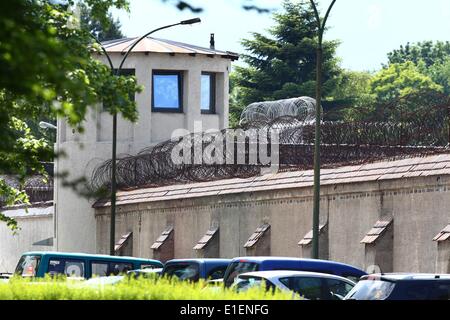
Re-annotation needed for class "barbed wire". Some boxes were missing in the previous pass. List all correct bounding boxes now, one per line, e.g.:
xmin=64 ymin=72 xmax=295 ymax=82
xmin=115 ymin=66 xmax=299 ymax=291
xmin=90 ymin=94 xmax=450 ymax=192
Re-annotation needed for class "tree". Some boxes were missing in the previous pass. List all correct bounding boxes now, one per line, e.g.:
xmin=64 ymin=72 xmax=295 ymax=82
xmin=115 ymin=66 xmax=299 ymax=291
xmin=24 ymin=2 xmax=126 ymax=149
xmin=386 ymin=41 xmax=450 ymax=95
xmin=231 ymin=0 xmax=341 ymax=122
xmin=329 ymin=70 xmax=375 ymax=121
xmin=0 ymin=0 xmax=141 ymax=230
xmin=78 ymin=2 xmax=124 ymax=41
xmin=371 ymin=62 xmax=442 ymax=103
xmin=387 ymin=41 xmax=450 ymax=68
xmin=428 ymin=58 xmax=450 ymax=95
xmin=345 ymin=62 xmax=443 ymax=121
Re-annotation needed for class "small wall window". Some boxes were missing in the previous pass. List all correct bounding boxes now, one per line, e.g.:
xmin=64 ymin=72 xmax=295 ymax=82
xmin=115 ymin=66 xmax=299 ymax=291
xmin=201 ymin=72 xmax=216 ymax=114
xmin=152 ymin=70 xmax=183 ymax=112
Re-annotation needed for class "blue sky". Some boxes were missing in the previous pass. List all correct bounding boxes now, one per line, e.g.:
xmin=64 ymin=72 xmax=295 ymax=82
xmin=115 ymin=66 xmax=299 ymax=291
xmin=111 ymin=0 xmax=450 ymax=72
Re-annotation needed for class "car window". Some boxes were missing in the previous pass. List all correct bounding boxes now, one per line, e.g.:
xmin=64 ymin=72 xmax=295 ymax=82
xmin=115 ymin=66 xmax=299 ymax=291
xmin=344 ymin=275 xmax=360 ymax=283
xmin=140 ymin=264 xmax=158 ymax=269
xmin=430 ymin=283 xmax=450 ymax=300
xmin=345 ymin=280 xmax=396 ymax=300
xmin=109 ymin=263 xmax=133 ymax=275
xmin=223 ymin=262 xmax=259 ymax=287
xmin=164 ymin=263 xmax=200 ymax=281
xmin=48 ymin=259 xmax=85 ymax=278
xmin=91 ymin=262 xmax=109 ymax=277
xmin=327 ymin=279 xmax=354 ymax=300
xmin=91 ymin=261 xmax=133 ymax=277
xmin=207 ymin=267 xmax=226 ymax=280
xmin=15 ymin=255 xmax=41 ymax=277
xmin=282 ymin=277 xmax=323 ymax=300
xmin=397 ymin=282 xmax=430 ymax=300
xmin=234 ymin=276 xmax=276 ymax=293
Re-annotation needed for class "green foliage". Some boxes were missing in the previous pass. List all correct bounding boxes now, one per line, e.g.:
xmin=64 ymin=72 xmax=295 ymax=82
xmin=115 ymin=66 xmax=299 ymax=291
xmin=370 ymin=62 xmax=442 ymax=103
xmin=426 ymin=57 xmax=450 ymax=95
xmin=328 ymin=70 xmax=374 ymax=121
xmin=77 ymin=2 xmax=124 ymax=41
xmin=231 ymin=0 xmax=341 ymax=120
xmin=387 ymin=41 xmax=450 ymax=68
xmin=386 ymin=41 xmax=450 ymax=95
xmin=0 ymin=275 xmax=294 ymax=300
xmin=342 ymin=62 xmax=443 ymax=121
xmin=0 ymin=0 xmax=141 ymax=230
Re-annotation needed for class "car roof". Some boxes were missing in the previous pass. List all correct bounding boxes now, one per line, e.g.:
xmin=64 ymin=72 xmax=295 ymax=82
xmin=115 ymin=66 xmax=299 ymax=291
xmin=22 ymin=251 xmax=162 ymax=264
xmin=238 ymin=270 xmax=355 ymax=283
xmin=366 ymin=273 xmax=450 ymax=281
xmin=230 ymin=257 xmax=365 ymax=272
xmin=231 ymin=256 xmax=354 ymax=266
xmin=165 ymin=258 xmax=231 ymax=264
xmin=130 ymin=268 xmax=163 ymax=273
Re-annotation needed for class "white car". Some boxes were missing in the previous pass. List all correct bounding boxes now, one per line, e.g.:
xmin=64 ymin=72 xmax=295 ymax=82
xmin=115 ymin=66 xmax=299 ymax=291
xmin=83 ymin=275 xmax=125 ymax=287
xmin=232 ymin=270 xmax=356 ymax=300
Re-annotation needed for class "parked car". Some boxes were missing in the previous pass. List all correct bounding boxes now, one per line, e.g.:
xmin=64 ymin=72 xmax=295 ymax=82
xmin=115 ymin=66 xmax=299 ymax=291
xmin=0 ymin=273 xmax=12 ymax=280
xmin=223 ymin=257 xmax=367 ymax=287
xmin=14 ymin=251 xmax=163 ymax=279
xmin=83 ymin=275 xmax=125 ymax=287
xmin=232 ymin=270 xmax=355 ymax=300
xmin=162 ymin=258 xmax=231 ymax=282
xmin=0 ymin=273 xmax=10 ymax=283
xmin=80 ymin=269 xmax=163 ymax=287
xmin=344 ymin=274 xmax=450 ymax=300
xmin=128 ymin=268 xmax=163 ymax=277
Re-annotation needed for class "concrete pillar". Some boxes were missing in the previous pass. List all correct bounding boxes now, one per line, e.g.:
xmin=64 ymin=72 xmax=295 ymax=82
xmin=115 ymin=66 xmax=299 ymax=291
xmin=244 ymin=224 xmax=271 ymax=256
xmin=151 ymin=226 xmax=174 ymax=263
xmin=436 ymin=242 xmax=450 ymax=273
xmin=184 ymin=69 xmax=201 ymax=133
xmin=362 ymin=220 xmax=394 ymax=273
xmin=193 ymin=227 xmax=220 ymax=258
xmin=114 ymin=232 xmax=133 ymax=257
xmin=299 ymin=224 xmax=329 ymax=260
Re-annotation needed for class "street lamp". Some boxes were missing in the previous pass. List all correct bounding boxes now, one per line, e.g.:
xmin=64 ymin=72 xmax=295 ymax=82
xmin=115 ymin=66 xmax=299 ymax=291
xmin=93 ymin=18 xmax=201 ymax=256
xmin=39 ymin=121 xmax=57 ymax=130
xmin=309 ymin=0 xmax=336 ymax=259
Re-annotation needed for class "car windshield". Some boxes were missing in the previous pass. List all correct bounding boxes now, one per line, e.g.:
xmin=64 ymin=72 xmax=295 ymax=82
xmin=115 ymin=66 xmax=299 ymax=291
xmin=163 ymin=263 xmax=200 ymax=281
xmin=223 ymin=261 xmax=259 ymax=287
xmin=234 ymin=276 xmax=275 ymax=293
xmin=15 ymin=255 xmax=41 ymax=277
xmin=345 ymin=279 xmax=396 ymax=300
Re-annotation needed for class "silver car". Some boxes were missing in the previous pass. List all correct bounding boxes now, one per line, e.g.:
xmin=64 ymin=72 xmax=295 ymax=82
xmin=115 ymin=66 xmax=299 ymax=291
xmin=232 ymin=270 xmax=355 ymax=300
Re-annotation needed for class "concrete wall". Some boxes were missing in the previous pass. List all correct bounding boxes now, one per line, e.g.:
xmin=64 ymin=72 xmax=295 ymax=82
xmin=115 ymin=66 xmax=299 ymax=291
xmin=0 ymin=204 xmax=54 ymax=273
xmin=55 ymin=52 xmax=231 ymax=254
xmin=95 ymin=175 xmax=450 ymax=273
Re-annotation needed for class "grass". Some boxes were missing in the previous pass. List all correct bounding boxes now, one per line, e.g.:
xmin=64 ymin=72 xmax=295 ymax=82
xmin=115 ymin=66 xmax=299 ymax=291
xmin=0 ymin=275 xmax=295 ymax=300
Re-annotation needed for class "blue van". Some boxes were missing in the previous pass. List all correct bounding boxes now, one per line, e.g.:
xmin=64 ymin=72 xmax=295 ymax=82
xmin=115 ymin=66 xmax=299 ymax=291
xmin=223 ymin=257 xmax=367 ymax=287
xmin=162 ymin=258 xmax=231 ymax=282
xmin=14 ymin=251 xmax=163 ymax=279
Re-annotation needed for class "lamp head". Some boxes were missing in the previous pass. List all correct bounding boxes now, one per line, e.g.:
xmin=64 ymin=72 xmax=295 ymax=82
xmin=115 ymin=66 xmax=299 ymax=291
xmin=180 ymin=18 xmax=201 ymax=25
xmin=39 ymin=121 xmax=57 ymax=130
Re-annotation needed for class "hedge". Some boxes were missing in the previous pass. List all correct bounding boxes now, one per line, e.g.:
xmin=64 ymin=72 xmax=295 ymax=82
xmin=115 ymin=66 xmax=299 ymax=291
xmin=0 ymin=276 xmax=295 ymax=300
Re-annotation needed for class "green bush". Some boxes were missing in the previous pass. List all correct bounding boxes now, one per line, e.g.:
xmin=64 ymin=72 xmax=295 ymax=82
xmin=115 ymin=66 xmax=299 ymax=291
xmin=0 ymin=276 xmax=294 ymax=300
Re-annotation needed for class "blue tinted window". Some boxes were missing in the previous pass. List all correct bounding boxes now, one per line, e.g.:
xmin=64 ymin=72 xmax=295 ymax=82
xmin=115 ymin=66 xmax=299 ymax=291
xmin=201 ymin=74 xmax=211 ymax=111
xmin=152 ymin=72 xmax=182 ymax=110
xmin=201 ymin=73 xmax=215 ymax=113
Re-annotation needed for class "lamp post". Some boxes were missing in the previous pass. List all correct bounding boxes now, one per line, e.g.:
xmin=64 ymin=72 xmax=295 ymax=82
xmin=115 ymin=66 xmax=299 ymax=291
xmin=92 ymin=18 xmax=201 ymax=256
xmin=309 ymin=0 xmax=336 ymax=259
